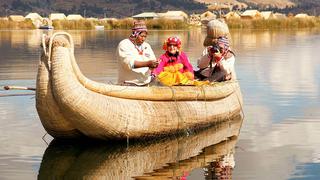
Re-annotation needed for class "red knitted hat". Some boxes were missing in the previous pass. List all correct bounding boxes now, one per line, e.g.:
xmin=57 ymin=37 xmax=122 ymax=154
xmin=162 ymin=36 xmax=182 ymax=50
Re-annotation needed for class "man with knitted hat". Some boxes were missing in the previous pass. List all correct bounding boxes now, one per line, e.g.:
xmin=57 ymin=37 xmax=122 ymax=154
xmin=195 ymin=19 xmax=236 ymax=82
xmin=117 ymin=20 xmax=158 ymax=86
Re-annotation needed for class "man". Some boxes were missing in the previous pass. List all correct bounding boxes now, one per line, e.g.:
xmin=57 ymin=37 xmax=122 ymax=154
xmin=117 ymin=20 xmax=158 ymax=86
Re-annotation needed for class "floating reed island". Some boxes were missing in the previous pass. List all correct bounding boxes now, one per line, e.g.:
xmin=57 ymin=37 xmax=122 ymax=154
xmin=35 ymin=32 xmax=243 ymax=140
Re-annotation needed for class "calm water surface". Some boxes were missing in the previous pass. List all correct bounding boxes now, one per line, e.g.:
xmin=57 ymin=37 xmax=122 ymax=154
xmin=0 ymin=29 xmax=320 ymax=179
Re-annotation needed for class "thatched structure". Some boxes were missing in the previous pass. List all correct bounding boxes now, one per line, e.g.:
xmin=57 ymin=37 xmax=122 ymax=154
xmin=36 ymin=32 xmax=243 ymax=140
xmin=49 ymin=13 xmax=66 ymax=20
xmin=295 ymin=13 xmax=311 ymax=19
xmin=241 ymin=10 xmax=263 ymax=19
xmin=224 ymin=11 xmax=241 ymax=20
xmin=25 ymin=13 xmax=42 ymax=21
xmin=201 ymin=11 xmax=216 ymax=20
xmin=132 ymin=12 xmax=159 ymax=20
xmin=261 ymin=11 xmax=275 ymax=19
xmin=66 ymin=14 xmax=84 ymax=20
xmin=8 ymin=15 xmax=25 ymax=22
xmin=158 ymin=11 xmax=189 ymax=21
xmin=274 ymin=13 xmax=287 ymax=19
xmin=25 ymin=13 xmax=43 ymax=28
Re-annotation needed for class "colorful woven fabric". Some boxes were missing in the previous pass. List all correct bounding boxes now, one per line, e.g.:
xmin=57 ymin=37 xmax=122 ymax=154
xmin=153 ymin=51 xmax=194 ymax=76
xmin=158 ymin=63 xmax=192 ymax=86
xmin=217 ymin=36 xmax=230 ymax=51
xmin=130 ymin=20 xmax=147 ymax=38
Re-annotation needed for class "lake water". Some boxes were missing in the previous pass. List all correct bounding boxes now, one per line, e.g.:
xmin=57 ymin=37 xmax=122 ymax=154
xmin=0 ymin=28 xmax=320 ymax=179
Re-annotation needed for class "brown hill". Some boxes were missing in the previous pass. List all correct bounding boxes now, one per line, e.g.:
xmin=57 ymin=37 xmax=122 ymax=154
xmin=0 ymin=0 xmax=207 ymax=18
xmin=195 ymin=0 xmax=295 ymax=9
xmin=194 ymin=0 xmax=320 ymax=15
xmin=1 ymin=0 xmax=319 ymax=17
xmin=243 ymin=0 xmax=295 ymax=9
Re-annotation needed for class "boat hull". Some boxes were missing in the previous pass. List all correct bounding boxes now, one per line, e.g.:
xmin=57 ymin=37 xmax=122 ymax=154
xmin=36 ymin=33 xmax=243 ymax=139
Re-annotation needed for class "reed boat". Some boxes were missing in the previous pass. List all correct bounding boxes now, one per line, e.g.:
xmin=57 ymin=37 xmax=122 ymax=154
xmin=38 ymin=115 xmax=242 ymax=179
xmin=36 ymin=32 xmax=243 ymax=140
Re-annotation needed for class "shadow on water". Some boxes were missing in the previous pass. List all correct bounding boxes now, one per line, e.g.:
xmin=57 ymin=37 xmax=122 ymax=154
xmin=38 ymin=115 xmax=243 ymax=179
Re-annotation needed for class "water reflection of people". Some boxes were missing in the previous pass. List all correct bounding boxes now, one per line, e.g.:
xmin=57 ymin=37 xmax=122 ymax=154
xmin=38 ymin=115 xmax=243 ymax=179
xmin=116 ymin=20 xmax=158 ymax=86
xmin=195 ymin=19 xmax=236 ymax=82
xmin=204 ymin=153 xmax=235 ymax=180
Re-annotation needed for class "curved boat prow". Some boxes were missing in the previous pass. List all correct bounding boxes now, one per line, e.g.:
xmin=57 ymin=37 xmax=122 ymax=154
xmin=36 ymin=33 xmax=81 ymax=138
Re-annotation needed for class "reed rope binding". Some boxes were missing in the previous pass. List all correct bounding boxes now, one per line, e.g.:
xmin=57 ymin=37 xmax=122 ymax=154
xmin=42 ymin=32 xmax=74 ymax=70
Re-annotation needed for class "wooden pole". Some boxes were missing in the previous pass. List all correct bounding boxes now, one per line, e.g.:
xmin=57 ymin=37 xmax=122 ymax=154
xmin=3 ymin=86 xmax=36 ymax=91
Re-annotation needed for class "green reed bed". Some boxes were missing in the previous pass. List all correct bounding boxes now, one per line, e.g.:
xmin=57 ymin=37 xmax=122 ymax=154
xmin=226 ymin=17 xmax=320 ymax=29
xmin=0 ymin=19 xmax=35 ymax=29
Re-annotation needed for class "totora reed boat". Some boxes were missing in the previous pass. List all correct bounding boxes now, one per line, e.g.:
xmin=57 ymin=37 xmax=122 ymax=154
xmin=36 ymin=32 xmax=243 ymax=140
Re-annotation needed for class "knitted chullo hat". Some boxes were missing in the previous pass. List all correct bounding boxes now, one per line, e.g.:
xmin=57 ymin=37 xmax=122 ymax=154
xmin=203 ymin=19 xmax=231 ymax=47
xmin=130 ymin=20 xmax=148 ymax=38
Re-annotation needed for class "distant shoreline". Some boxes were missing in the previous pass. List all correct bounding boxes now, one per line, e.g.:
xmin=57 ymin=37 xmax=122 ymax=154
xmin=1 ymin=18 xmax=320 ymax=30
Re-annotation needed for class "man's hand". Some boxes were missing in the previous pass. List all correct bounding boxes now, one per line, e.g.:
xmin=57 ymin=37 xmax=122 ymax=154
xmin=148 ymin=60 xmax=159 ymax=68
xmin=224 ymin=73 xmax=232 ymax=81
xmin=134 ymin=60 xmax=159 ymax=68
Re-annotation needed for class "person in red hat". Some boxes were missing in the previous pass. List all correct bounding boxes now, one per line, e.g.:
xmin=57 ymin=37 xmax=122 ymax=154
xmin=117 ymin=20 xmax=159 ymax=86
xmin=152 ymin=36 xmax=194 ymax=85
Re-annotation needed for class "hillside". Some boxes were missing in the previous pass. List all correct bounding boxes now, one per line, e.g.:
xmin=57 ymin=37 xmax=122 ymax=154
xmin=287 ymin=0 xmax=320 ymax=16
xmin=195 ymin=0 xmax=295 ymax=9
xmin=240 ymin=0 xmax=320 ymax=16
xmin=0 ymin=0 xmax=207 ymax=18
xmin=1 ymin=0 xmax=320 ymax=17
xmin=196 ymin=0 xmax=320 ymax=15
xmin=241 ymin=0 xmax=295 ymax=9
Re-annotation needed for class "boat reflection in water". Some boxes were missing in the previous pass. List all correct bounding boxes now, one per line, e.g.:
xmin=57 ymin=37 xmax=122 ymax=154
xmin=38 ymin=115 xmax=243 ymax=179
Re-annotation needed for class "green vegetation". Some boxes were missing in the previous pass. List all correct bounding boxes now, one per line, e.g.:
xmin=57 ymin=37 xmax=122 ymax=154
xmin=226 ymin=17 xmax=320 ymax=29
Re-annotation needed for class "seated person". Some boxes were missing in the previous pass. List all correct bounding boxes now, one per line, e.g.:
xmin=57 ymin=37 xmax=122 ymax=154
xmin=116 ymin=20 xmax=158 ymax=86
xmin=152 ymin=36 xmax=194 ymax=86
xmin=196 ymin=36 xmax=235 ymax=82
xmin=195 ymin=19 xmax=235 ymax=82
